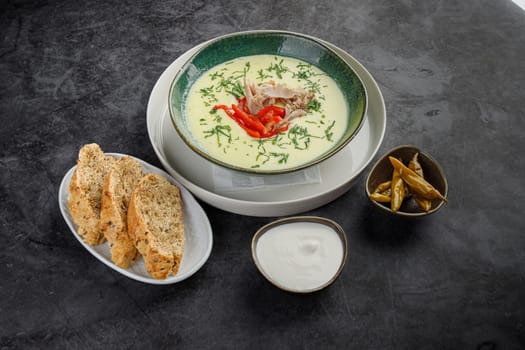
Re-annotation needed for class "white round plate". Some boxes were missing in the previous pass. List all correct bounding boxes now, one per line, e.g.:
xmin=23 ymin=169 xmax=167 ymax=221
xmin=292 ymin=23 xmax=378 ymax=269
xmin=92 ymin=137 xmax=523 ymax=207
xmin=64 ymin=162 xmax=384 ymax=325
xmin=58 ymin=153 xmax=213 ymax=285
xmin=147 ymin=31 xmax=386 ymax=217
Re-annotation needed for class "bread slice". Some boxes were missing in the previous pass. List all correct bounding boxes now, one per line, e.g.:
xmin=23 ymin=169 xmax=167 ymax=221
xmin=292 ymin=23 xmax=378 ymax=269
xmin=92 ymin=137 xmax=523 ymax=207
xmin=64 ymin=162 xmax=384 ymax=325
xmin=127 ymin=173 xmax=185 ymax=279
xmin=100 ymin=156 xmax=144 ymax=268
xmin=68 ymin=143 xmax=115 ymax=245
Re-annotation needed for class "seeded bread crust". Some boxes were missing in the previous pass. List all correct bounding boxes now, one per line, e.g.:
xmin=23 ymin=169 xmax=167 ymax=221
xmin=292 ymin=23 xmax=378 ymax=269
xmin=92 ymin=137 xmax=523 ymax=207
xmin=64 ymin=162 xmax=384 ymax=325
xmin=68 ymin=144 xmax=115 ymax=245
xmin=127 ymin=173 xmax=185 ymax=279
xmin=100 ymin=156 xmax=144 ymax=268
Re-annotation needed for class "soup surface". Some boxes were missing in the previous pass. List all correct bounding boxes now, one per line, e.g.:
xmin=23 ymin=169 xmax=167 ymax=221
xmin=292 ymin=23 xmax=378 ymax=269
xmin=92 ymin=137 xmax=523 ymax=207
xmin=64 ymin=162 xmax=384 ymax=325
xmin=184 ymin=54 xmax=348 ymax=171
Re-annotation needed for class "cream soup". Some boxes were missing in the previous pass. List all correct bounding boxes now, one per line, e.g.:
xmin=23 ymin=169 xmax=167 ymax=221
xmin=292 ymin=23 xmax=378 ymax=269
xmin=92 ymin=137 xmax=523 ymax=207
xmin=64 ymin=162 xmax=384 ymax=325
xmin=185 ymin=54 xmax=348 ymax=171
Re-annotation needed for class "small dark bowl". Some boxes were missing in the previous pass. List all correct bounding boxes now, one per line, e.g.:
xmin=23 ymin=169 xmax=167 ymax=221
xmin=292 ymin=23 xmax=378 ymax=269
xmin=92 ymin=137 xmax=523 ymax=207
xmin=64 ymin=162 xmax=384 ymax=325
xmin=365 ymin=145 xmax=448 ymax=216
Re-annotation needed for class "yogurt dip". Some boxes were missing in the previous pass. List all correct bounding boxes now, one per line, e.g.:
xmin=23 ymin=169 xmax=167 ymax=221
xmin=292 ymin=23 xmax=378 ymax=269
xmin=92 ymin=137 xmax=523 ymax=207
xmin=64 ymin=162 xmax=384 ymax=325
xmin=252 ymin=217 xmax=346 ymax=293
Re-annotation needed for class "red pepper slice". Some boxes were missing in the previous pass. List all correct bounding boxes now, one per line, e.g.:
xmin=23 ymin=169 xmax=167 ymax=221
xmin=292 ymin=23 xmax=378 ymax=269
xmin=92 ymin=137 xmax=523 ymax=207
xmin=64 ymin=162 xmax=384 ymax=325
xmin=259 ymin=107 xmax=285 ymax=134
xmin=244 ymin=127 xmax=261 ymax=138
xmin=259 ymin=114 xmax=281 ymax=124
xmin=214 ymin=101 xmax=287 ymax=139
xmin=231 ymin=104 xmax=266 ymax=133
xmin=257 ymin=105 xmax=286 ymax=118
xmin=261 ymin=118 xmax=279 ymax=132
xmin=213 ymin=105 xmax=235 ymax=119
xmin=237 ymin=97 xmax=250 ymax=113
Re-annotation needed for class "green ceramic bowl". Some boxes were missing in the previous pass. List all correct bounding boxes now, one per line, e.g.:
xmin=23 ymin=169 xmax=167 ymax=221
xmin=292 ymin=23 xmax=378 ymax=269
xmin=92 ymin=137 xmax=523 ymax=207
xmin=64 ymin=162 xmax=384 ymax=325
xmin=168 ymin=30 xmax=367 ymax=175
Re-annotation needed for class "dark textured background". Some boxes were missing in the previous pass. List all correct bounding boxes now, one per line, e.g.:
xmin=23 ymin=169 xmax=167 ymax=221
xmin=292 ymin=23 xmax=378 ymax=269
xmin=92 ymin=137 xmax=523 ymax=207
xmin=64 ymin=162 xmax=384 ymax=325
xmin=1 ymin=0 xmax=525 ymax=349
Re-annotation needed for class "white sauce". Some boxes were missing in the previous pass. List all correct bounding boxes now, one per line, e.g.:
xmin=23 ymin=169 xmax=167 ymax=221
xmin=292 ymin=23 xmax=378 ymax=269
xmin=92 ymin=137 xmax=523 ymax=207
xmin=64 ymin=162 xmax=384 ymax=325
xmin=184 ymin=54 xmax=348 ymax=171
xmin=255 ymin=221 xmax=344 ymax=292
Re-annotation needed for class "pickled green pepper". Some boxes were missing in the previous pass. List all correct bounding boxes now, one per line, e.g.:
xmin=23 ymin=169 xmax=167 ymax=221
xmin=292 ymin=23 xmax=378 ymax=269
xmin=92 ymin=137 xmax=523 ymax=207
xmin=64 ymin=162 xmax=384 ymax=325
xmin=390 ymin=168 xmax=405 ymax=212
xmin=408 ymin=153 xmax=433 ymax=212
xmin=389 ymin=156 xmax=447 ymax=203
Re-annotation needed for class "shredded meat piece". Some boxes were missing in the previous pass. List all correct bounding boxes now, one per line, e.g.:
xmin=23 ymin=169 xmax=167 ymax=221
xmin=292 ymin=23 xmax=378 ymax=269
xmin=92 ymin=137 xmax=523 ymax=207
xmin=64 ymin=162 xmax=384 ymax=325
xmin=244 ymin=79 xmax=314 ymax=117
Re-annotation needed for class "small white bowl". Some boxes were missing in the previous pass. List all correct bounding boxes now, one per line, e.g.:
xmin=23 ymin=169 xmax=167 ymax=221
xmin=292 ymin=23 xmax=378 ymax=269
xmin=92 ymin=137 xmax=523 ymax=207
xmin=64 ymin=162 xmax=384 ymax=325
xmin=251 ymin=216 xmax=347 ymax=293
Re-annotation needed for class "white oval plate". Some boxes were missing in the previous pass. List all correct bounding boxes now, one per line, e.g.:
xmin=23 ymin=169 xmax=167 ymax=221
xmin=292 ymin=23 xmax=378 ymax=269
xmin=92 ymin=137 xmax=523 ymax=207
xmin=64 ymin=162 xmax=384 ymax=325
xmin=58 ymin=153 xmax=213 ymax=285
xmin=147 ymin=30 xmax=386 ymax=216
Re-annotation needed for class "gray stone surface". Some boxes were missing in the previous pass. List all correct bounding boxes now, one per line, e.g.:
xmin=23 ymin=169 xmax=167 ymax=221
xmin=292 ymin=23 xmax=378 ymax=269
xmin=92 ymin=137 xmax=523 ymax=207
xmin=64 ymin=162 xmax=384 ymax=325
xmin=1 ymin=0 xmax=525 ymax=349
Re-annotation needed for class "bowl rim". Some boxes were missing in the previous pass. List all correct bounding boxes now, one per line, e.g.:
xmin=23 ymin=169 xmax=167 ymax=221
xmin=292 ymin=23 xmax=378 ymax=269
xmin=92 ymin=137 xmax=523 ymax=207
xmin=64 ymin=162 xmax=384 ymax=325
xmin=251 ymin=215 xmax=348 ymax=293
xmin=365 ymin=144 xmax=449 ymax=216
xmin=167 ymin=29 xmax=368 ymax=175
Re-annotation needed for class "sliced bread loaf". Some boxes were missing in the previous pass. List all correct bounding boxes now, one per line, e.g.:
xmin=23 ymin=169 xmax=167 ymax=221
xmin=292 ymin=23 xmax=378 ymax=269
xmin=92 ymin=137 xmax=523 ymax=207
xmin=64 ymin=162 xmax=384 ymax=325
xmin=68 ymin=143 xmax=115 ymax=245
xmin=127 ymin=173 xmax=185 ymax=279
xmin=100 ymin=156 xmax=144 ymax=268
